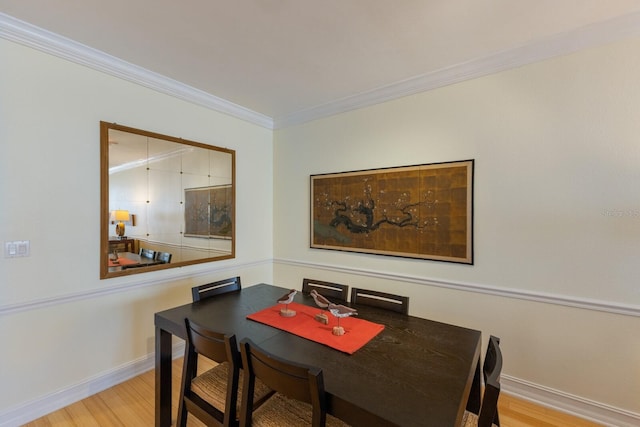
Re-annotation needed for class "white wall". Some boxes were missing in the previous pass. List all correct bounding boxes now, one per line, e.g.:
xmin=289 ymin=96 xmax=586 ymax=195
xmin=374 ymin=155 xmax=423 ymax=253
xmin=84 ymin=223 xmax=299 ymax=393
xmin=2 ymin=24 xmax=640 ymax=427
xmin=0 ymin=38 xmax=273 ymax=420
xmin=273 ymin=37 xmax=640 ymax=423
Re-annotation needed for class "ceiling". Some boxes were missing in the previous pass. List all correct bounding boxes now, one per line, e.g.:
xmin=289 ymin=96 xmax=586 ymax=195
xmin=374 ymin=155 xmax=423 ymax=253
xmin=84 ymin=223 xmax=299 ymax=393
xmin=2 ymin=1 xmax=640 ymax=128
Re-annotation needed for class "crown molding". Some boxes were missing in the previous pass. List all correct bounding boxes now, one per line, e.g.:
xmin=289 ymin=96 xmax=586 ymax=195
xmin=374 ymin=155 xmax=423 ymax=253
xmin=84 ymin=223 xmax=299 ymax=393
xmin=3 ymin=11 xmax=640 ymax=131
xmin=273 ymin=10 xmax=640 ymax=128
xmin=0 ymin=13 xmax=274 ymax=129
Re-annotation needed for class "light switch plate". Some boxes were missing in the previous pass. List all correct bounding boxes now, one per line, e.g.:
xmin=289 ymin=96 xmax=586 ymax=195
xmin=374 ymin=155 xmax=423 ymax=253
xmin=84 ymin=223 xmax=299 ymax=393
xmin=5 ymin=240 xmax=30 ymax=258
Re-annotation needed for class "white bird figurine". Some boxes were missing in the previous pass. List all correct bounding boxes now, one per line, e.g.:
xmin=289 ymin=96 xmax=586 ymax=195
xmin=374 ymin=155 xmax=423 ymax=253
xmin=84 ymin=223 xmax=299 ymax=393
xmin=310 ymin=290 xmax=332 ymax=324
xmin=310 ymin=290 xmax=331 ymax=309
xmin=328 ymin=303 xmax=358 ymax=335
xmin=277 ymin=289 xmax=297 ymax=317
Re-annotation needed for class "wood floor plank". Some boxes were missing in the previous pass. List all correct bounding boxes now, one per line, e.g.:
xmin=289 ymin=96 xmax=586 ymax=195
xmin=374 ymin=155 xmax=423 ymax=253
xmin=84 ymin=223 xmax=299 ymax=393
xmin=24 ymin=417 xmax=51 ymax=427
xmin=62 ymin=401 xmax=102 ymax=427
xmin=498 ymin=393 xmax=604 ymax=427
xmin=124 ymin=374 xmax=155 ymax=408
xmin=93 ymin=385 xmax=152 ymax=426
xmin=43 ymin=409 xmax=75 ymax=426
xmin=79 ymin=394 xmax=125 ymax=427
xmin=115 ymin=380 xmax=155 ymax=423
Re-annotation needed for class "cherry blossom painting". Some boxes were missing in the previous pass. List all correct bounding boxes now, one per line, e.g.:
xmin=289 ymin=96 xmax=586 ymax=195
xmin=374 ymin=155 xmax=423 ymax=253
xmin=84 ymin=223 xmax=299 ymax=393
xmin=311 ymin=160 xmax=473 ymax=264
xmin=184 ymin=185 xmax=233 ymax=239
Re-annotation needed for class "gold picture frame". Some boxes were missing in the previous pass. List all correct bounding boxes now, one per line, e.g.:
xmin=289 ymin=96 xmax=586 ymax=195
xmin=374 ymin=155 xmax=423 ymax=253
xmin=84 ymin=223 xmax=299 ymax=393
xmin=311 ymin=160 xmax=474 ymax=264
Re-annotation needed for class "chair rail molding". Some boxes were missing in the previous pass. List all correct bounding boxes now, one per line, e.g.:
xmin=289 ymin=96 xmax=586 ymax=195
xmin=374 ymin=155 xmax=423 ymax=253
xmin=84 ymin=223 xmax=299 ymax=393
xmin=274 ymin=258 xmax=640 ymax=318
xmin=0 ymin=258 xmax=271 ymax=316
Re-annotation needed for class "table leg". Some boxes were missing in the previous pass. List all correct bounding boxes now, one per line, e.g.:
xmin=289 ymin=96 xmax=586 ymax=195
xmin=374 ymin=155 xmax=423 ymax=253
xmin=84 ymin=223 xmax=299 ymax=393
xmin=466 ymin=355 xmax=482 ymax=413
xmin=155 ymin=327 xmax=173 ymax=427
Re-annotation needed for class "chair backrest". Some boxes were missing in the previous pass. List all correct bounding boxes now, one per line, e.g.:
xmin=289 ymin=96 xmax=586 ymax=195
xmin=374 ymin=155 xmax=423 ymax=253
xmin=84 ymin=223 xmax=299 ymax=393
xmin=302 ymin=278 xmax=349 ymax=302
xmin=155 ymin=251 xmax=172 ymax=263
xmin=350 ymin=288 xmax=409 ymax=315
xmin=477 ymin=335 xmax=502 ymax=427
xmin=139 ymin=247 xmax=155 ymax=260
xmin=192 ymin=277 xmax=242 ymax=302
xmin=180 ymin=318 xmax=241 ymax=425
xmin=239 ymin=338 xmax=327 ymax=427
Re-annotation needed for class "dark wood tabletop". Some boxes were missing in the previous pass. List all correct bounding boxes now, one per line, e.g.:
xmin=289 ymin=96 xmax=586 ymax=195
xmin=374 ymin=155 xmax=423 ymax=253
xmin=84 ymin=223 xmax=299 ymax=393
xmin=154 ymin=283 xmax=481 ymax=427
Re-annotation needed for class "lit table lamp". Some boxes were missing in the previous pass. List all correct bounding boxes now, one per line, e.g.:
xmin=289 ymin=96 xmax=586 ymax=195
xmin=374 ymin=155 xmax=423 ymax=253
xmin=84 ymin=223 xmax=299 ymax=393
xmin=111 ymin=210 xmax=130 ymax=239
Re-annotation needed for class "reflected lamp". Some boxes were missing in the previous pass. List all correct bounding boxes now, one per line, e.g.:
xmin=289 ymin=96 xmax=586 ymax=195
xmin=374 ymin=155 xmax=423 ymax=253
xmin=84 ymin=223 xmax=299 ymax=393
xmin=110 ymin=210 xmax=130 ymax=238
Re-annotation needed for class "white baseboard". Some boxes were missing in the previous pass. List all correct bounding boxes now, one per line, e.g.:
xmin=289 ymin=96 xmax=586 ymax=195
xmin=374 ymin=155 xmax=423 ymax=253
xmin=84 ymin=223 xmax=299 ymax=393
xmin=0 ymin=343 xmax=185 ymax=427
xmin=503 ymin=375 xmax=640 ymax=427
xmin=2 ymin=343 xmax=638 ymax=427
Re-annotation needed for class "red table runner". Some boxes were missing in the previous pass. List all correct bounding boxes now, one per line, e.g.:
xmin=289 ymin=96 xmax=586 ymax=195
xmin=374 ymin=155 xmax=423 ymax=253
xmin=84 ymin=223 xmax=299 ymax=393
xmin=108 ymin=257 xmax=138 ymax=267
xmin=247 ymin=302 xmax=384 ymax=354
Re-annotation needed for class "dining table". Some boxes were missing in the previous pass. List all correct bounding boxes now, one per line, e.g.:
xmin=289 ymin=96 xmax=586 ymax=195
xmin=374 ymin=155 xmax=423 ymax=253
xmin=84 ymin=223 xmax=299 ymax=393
xmin=154 ymin=283 xmax=482 ymax=427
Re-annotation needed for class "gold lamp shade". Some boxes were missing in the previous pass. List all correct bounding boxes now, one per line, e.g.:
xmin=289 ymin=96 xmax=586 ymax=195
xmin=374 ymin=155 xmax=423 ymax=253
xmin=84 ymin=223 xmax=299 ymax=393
xmin=110 ymin=210 xmax=130 ymax=238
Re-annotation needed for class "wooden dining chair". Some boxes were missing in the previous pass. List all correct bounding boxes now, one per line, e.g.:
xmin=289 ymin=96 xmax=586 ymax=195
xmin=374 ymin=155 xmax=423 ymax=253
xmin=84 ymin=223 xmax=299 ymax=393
xmin=302 ymin=278 xmax=349 ymax=302
xmin=238 ymin=338 xmax=349 ymax=427
xmin=139 ymin=247 xmax=155 ymax=260
xmin=192 ymin=276 xmax=242 ymax=302
xmin=462 ymin=335 xmax=502 ymax=427
xmin=349 ymin=288 xmax=409 ymax=315
xmin=178 ymin=319 xmax=273 ymax=427
xmin=155 ymin=251 xmax=172 ymax=263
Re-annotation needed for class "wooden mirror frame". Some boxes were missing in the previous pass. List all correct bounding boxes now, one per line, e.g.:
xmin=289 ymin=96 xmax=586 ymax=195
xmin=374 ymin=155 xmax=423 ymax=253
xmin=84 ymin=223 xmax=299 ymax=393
xmin=100 ymin=122 xmax=235 ymax=279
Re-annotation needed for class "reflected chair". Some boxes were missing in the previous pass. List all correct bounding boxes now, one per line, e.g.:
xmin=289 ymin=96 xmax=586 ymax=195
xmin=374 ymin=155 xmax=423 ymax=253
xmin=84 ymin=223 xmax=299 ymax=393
xmin=139 ymin=247 xmax=155 ymax=260
xmin=302 ymin=278 xmax=349 ymax=303
xmin=462 ymin=335 xmax=502 ymax=427
xmin=178 ymin=319 xmax=273 ymax=427
xmin=192 ymin=276 xmax=242 ymax=302
xmin=349 ymin=288 xmax=409 ymax=315
xmin=239 ymin=338 xmax=350 ymax=427
xmin=155 ymin=251 xmax=172 ymax=263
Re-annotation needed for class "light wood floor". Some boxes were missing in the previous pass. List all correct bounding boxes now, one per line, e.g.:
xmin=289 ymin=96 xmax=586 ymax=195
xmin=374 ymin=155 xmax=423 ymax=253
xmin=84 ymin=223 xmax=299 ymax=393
xmin=23 ymin=357 xmax=602 ymax=427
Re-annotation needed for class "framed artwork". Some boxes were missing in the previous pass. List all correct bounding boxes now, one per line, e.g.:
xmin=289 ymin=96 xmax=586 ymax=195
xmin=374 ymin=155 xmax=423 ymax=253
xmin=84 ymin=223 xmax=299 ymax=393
xmin=311 ymin=160 xmax=474 ymax=264
xmin=184 ymin=185 xmax=233 ymax=239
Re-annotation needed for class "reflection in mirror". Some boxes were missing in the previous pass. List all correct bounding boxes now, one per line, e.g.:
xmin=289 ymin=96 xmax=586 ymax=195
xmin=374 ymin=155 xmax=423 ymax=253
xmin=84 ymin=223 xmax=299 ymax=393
xmin=100 ymin=122 xmax=235 ymax=279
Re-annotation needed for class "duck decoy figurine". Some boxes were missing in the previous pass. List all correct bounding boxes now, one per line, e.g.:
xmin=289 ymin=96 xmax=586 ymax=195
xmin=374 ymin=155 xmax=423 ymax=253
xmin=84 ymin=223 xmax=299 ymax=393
xmin=277 ymin=289 xmax=297 ymax=317
xmin=328 ymin=303 xmax=358 ymax=335
xmin=110 ymin=249 xmax=120 ymax=264
xmin=309 ymin=290 xmax=331 ymax=324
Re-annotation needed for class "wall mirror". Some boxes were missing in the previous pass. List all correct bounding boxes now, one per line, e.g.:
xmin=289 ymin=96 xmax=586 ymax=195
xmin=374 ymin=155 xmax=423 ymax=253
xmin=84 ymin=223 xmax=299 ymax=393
xmin=100 ymin=122 xmax=235 ymax=279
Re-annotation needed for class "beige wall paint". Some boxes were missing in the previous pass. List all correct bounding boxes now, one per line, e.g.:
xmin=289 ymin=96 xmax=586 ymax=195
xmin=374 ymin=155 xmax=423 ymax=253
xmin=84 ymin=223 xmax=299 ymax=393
xmin=273 ymin=37 xmax=640 ymax=415
xmin=0 ymin=38 xmax=273 ymax=412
